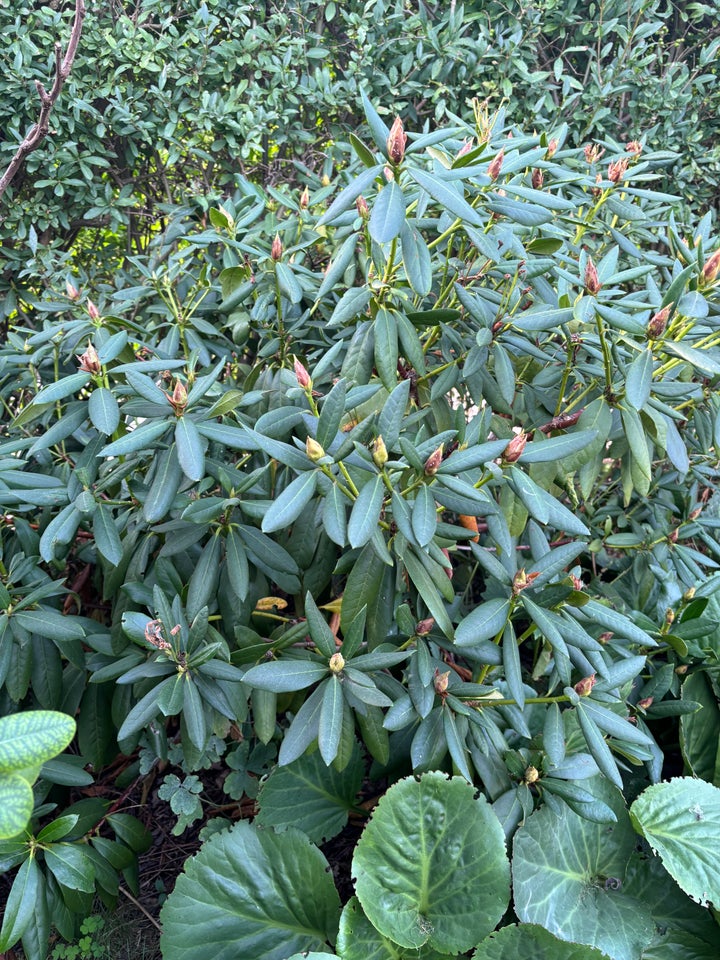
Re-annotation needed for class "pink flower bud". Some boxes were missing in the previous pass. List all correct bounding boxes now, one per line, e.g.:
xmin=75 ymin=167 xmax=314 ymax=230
xmin=456 ymin=138 xmax=474 ymax=159
xmin=702 ymin=249 xmax=720 ymax=284
xmin=487 ymin=148 xmax=504 ymax=181
xmin=584 ymin=257 xmax=602 ymax=295
xmin=423 ymin=444 xmax=444 ymax=476
xmin=300 ymin=186 xmax=310 ymax=209
xmin=531 ymin=168 xmax=544 ymax=189
xmin=637 ymin=697 xmax=653 ymax=710
xmin=356 ymin=195 xmax=370 ymax=219
xmin=573 ymin=673 xmax=596 ymax=697
xmin=647 ymin=306 xmax=670 ymax=339
xmin=66 ymin=280 xmax=80 ymax=301
xmin=294 ymin=357 xmax=312 ymax=390
xmin=76 ymin=342 xmax=101 ymax=375
xmin=168 ymin=379 xmax=187 ymax=413
xmin=625 ymin=140 xmax=642 ymax=156
xmin=503 ymin=431 xmax=527 ymax=463
xmin=415 ymin=617 xmax=435 ymax=636
xmin=87 ymin=300 xmax=101 ymax=321
xmin=545 ymin=139 xmax=558 ymax=159
xmin=386 ymin=116 xmax=407 ymax=164
xmin=584 ymin=144 xmax=605 ymax=164
xmin=271 ymin=234 xmax=283 ymax=261
xmin=608 ymin=158 xmax=629 ymax=183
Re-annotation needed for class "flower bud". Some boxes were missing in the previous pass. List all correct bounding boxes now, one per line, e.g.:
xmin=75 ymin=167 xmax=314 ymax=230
xmin=608 ymin=158 xmax=629 ymax=183
xmin=584 ymin=257 xmax=601 ymax=295
xmin=87 ymin=299 xmax=101 ymax=322
xmin=531 ymin=168 xmax=544 ymax=190
xmin=355 ymin=195 xmax=370 ymax=219
xmin=321 ymin=174 xmax=331 ymax=187
xmin=415 ymin=617 xmax=435 ymax=636
xmin=684 ymin=585 xmax=697 ymax=599
xmin=168 ymin=379 xmax=187 ymax=413
xmin=665 ymin=607 xmax=675 ymax=625
xmin=300 ymin=186 xmax=310 ymax=209
xmin=456 ymin=138 xmax=474 ymax=159
xmin=66 ymin=280 xmax=80 ymax=301
xmin=545 ymin=139 xmax=558 ymax=159
xmin=77 ymin=342 xmax=101 ymax=375
xmin=584 ymin=143 xmax=605 ymax=164
xmin=503 ymin=431 xmax=527 ymax=463
xmin=647 ymin=305 xmax=670 ymax=339
xmin=675 ymin=664 xmax=688 ymax=675
xmin=433 ymin=669 xmax=450 ymax=696
xmin=386 ymin=116 xmax=407 ymax=164
xmin=271 ymin=234 xmax=283 ymax=261
xmin=574 ymin=673 xmax=596 ymax=697
xmin=294 ymin=357 xmax=312 ymax=390
xmin=598 ymin=632 xmax=613 ymax=644
xmin=512 ymin=568 xmax=540 ymax=595
xmin=591 ymin=172 xmax=603 ymax=197
xmin=701 ymin=249 xmax=720 ymax=284
xmin=372 ymin=435 xmax=388 ymax=468
xmin=306 ymin=437 xmax=325 ymax=462
xmin=637 ymin=697 xmax=653 ymax=710
xmin=423 ymin=444 xmax=444 ymax=476
xmin=383 ymin=166 xmax=395 ymax=182
xmin=487 ymin=148 xmax=504 ymax=181
xmin=329 ymin=652 xmax=345 ymax=674
xmin=524 ymin=765 xmax=540 ymax=784
xmin=625 ymin=140 xmax=642 ymax=156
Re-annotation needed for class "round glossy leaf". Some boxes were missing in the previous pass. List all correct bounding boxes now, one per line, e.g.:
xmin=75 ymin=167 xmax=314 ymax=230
xmin=352 ymin=773 xmax=510 ymax=954
xmin=256 ymin=741 xmax=363 ymax=844
xmin=513 ymin=779 xmax=653 ymax=960
xmin=629 ymin=777 xmax=720 ymax=908
xmin=160 ymin=822 xmax=341 ymax=960
xmin=337 ymin=897 xmax=454 ymax=960
xmin=472 ymin=924 xmax=611 ymax=959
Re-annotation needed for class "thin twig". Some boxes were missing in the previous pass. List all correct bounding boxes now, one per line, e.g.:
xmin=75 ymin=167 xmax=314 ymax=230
xmin=119 ymin=886 xmax=163 ymax=932
xmin=0 ymin=0 xmax=86 ymax=202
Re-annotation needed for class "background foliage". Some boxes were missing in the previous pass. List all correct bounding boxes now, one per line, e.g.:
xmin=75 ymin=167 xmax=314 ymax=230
xmin=1 ymin=0 xmax=718 ymax=324
xmin=1 ymin=1 xmax=720 ymax=958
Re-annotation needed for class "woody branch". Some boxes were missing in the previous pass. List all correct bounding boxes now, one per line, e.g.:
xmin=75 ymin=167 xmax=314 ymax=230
xmin=0 ymin=0 xmax=86 ymax=203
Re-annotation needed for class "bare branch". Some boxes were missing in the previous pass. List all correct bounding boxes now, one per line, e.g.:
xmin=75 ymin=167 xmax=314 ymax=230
xmin=0 ymin=0 xmax=86 ymax=203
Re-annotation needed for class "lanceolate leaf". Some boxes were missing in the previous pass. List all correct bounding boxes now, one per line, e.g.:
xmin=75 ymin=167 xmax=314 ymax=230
xmin=262 ymin=471 xmax=318 ymax=533
xmin=175 ymin=416 xmax=205 ymax=482
xmin=348 ymin=475 xmax=385 ymax=548
xmin=241 ymin=660 xmax=329 ymax=693
xmin=369 ymin=180 xmax=406 ymax=244
xmin=409 ymin=168 xmax=484 ymax=226
xmin=159 ymin=822 xmax=341 ymax=960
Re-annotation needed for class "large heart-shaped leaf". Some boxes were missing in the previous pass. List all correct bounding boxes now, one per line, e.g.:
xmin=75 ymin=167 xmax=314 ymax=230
xmin=352 ymin=773 xmax=510 ymax=954
xmin=629 ymin=777 xmax=720 ymax=908
xmin=160 ymin=822 xmax=340 ymax=960
xmin=513 ymin=779 xmax=654 ymax=960
xmin=472 ymin=924 xmax=611 ymax=959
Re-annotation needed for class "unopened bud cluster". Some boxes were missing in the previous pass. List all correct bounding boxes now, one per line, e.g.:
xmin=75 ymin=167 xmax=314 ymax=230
xmin=76 ymin=342 xmax=101 ymax=375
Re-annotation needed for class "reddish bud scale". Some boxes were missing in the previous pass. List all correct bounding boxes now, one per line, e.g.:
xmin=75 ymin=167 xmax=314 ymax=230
xmin=574 ymin=673 xmax=596 ymax=697
xmin=487 ymin=148 xmax=504 ymax=181
xmin=271 ymin=234 xmax=283 ymax=261
xmin=87 ymin=300 xmax=101 ymax=321
xmin=531 ymin=168 xmax=544 ymax=189
xmin=356 ymin=195 xmax=369 ymax=219
xmin=608 ymin=158 xmax=629 ymax=183
xmin=647 ymin=306 xmax=670 ymax=339
xmin=584 ymin=257 xmax=602 ymax=295
xmin=546 ymin=139 xmax=558 ymax=159
xmin=424 ymin=444 xmax=444 ymax=476
xmin=77 ymin=342 xmax=101 ymax=375
xmin=386 ymin=117 xmax=407 ymax=165
xmin=503 ymin=431 xmax=527 ymax=463
xmin=702 ymin=250 xmax=720 ymax=284
xmin=293 ymin=357 xmax=312 ymax=389
xmin=415 ymin=617 xmax=435 ymax=636
xmin=433 ymin=669 xmax=450 ymax=696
